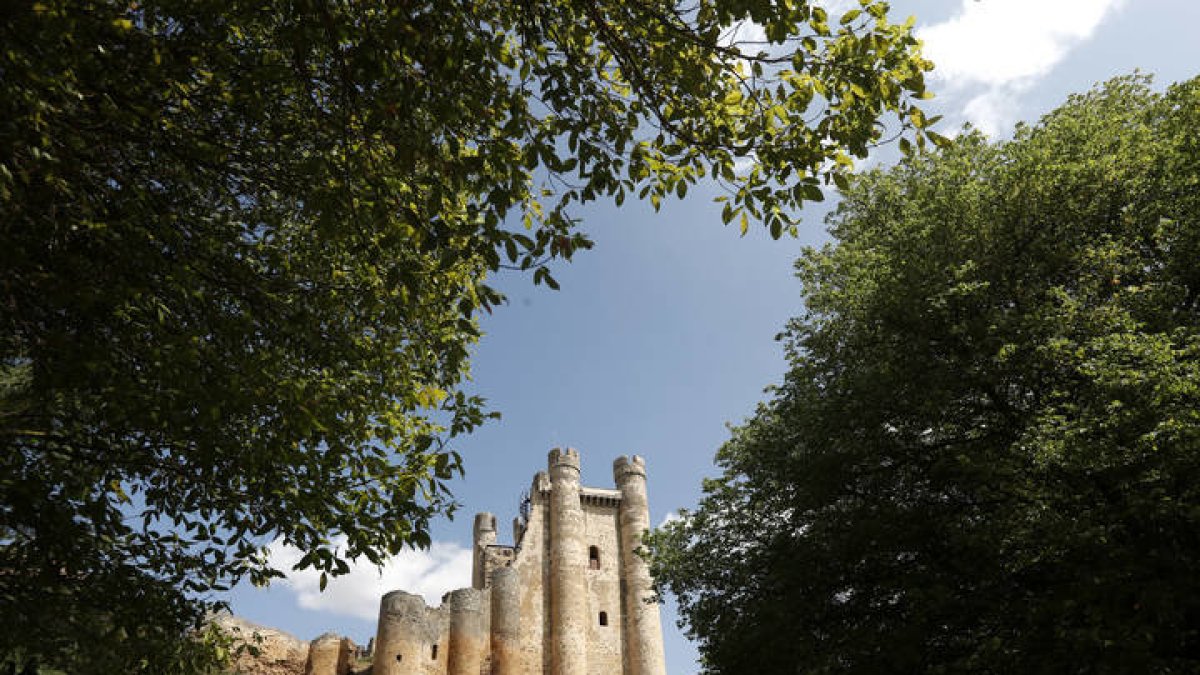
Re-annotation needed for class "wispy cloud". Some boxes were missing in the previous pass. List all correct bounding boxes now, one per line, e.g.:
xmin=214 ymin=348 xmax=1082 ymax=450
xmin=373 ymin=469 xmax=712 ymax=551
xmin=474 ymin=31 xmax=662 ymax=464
xmin=920 ymin=0 xmax=1125 ymax=136
xmin=658 ymin=510 xmax=684 ymax=529
xmin=267 ymin=538 xmax=472 ymax=620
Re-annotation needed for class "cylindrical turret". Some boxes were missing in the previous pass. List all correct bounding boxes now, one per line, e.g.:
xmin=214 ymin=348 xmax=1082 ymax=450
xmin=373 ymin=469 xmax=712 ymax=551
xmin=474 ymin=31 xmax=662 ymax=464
xmin=549 ymin=447 xmax=588 ymax=675
xmin=472 ymin=512 xmax=497 ymax=589
xmin=446 ymin=588 xmax=486 ymax=675
xmin=490 ymin=566 xmax=522 ymax=674
xmin=305 ymin=633 xmax=344 ymax=675
xmin=614 ymin=455 xmax=667 ymax=675
xmin=374 ymin=591 xmax=428 ymax=675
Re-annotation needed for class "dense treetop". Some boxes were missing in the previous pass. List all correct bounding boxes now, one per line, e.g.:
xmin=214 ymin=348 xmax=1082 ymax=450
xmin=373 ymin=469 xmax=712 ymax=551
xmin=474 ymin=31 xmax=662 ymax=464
xmin=0 ymin=0 xmax=932 ymax=670
xmin=649 ymin=74 xmax=1200 ymax=674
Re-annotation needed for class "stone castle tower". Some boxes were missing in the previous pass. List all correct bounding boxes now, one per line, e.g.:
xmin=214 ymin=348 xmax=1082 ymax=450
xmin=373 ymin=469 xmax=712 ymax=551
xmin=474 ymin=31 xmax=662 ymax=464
xmin=371 ymin=448 xmax=667 ymax=675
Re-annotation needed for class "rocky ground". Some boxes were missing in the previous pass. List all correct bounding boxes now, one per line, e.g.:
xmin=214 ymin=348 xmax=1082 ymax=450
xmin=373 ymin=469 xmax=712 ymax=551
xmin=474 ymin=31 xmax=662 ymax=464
xmin=211 ymin=613 xmax=311 ymax=675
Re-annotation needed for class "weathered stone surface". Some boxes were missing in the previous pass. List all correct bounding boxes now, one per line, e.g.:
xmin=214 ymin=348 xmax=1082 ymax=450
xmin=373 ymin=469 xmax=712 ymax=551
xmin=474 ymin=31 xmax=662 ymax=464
xmin=212 ymin=613 xmax=310 ymax=675
xmin=489 ymin=566 xmax=521 ymax=675
xmin=345 ymin=449 xmax=670 ymax=675
xmin=615 ymin=455 xmax=667 ymax=675
xmin=471 ymin=513 xmax=497 ymax=590
xmin=305 ymin=632 xmax=356 ymax=675
xmin=446 ymin=588 xmax=486 ymax=675
xmin=374 ymin=590 xmax=448 ymax=675
xmin=549 ymin=447 xmax=588 ymax=675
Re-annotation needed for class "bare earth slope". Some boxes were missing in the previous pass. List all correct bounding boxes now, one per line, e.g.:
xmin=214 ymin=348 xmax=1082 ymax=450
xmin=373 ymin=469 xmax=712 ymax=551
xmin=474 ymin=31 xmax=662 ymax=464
xmin=212 ymin=613 xmax=310 ymax=675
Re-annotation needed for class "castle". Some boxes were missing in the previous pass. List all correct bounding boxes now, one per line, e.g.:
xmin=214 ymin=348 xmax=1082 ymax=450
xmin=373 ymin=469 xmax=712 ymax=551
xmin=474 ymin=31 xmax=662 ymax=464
xmin=369 ymin=448 xmax=667 ymax=675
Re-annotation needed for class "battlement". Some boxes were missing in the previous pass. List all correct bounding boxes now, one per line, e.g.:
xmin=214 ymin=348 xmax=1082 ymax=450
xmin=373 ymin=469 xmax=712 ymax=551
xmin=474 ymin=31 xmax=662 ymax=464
xmin=548 ymin=446 xmax=581 ymax=471
xmin=613 ymin=454 xmax=647 ymax=481
xmin=473 ymin=512 xmax=497 ymax=533
xmin=533 ymin=470 xmax=551 ymax=494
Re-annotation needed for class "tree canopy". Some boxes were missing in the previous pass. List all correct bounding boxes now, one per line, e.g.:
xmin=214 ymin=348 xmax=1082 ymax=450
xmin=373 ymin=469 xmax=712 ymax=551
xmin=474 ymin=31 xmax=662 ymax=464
xmin=0 ymin=0 xmax=932 ymax=670
xmin=649 ymin=74 xmax=1200 ymax=674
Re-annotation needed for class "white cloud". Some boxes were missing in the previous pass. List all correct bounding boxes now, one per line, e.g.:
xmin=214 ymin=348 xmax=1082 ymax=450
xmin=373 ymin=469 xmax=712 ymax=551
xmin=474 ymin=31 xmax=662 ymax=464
xmin=961 ymin=89 xmax=1020 ymax=138
xmin=267 ymin=538 xmax=473 ymax=620
xmin=919 ymin=0 xmax=1125 ymax=135
xmin=815 ymin=0 xmax=858 ymax=15
xmin=922 ymin=0 xmax=1121 ymax=87
xmin=719 ymin=19 xmax=767 ymax=55
xmin=658 ymin=511 xmax=684 ymax=529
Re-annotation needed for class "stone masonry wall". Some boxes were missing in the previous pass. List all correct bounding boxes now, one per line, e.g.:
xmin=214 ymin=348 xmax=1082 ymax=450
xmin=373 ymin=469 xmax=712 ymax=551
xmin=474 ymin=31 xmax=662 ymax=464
xmin=581 ymin=497 xmax=624 ymax=674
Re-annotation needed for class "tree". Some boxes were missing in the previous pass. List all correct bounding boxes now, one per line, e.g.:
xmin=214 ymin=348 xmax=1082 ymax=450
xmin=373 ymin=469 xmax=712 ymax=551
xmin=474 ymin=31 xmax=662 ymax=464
xmin=649 ymin=74 xmax=1200 ymax=674
xmin=0 ymin=0 xmax=932 ymax=671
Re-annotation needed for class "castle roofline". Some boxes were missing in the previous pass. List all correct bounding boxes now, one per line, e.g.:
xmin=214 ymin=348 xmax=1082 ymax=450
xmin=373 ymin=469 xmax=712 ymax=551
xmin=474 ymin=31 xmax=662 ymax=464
xmin=534 ymin=482 xmax=622 ymax=502
xmin=580 ymin=487 xmax=621 ymax=500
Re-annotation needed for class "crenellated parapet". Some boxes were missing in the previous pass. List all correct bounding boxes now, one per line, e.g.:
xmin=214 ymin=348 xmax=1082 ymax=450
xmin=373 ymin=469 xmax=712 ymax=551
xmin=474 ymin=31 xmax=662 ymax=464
xmin=533 ymin=470 xmax=551 ymax=495
xmin=548 ymin=446 xmax=581 ymax=473
xmin=612 ymin=454 xmax=647 ymax=481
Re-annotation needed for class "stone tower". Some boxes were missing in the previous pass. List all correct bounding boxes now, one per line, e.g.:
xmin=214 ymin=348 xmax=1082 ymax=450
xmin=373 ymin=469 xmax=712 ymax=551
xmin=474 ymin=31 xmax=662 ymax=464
xmin=370 ymin=448 xmax=667 ymax=675
xmin=614 ymin=455 xmax=667 ymax=675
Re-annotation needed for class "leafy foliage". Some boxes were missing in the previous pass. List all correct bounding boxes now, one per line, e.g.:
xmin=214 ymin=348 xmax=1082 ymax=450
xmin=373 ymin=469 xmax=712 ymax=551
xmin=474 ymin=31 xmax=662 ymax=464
xmin=0 ymin=0 xmax=931 ymax=671
xmin=649 ymin=75 xmax=1200 ymax=674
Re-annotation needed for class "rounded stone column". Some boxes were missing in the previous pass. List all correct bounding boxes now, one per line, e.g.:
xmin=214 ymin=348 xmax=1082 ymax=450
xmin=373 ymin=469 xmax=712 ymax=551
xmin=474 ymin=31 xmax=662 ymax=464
xmin=549 ymin=447 xmax=588 ymax=675
xmin=490 ymin=566 xmax=521 ymax=674
xmin=374 ymin=591 xmax=427 ymax=675
xmin=614 ymin=455 xmax=666 ymax=675
xmin=447 ymin=588 xmax=486 ymax=675
xmin=305 ymin=633 xmax=343 ymax=675
xmin=473 ymin=512 xmax=497 ymax=589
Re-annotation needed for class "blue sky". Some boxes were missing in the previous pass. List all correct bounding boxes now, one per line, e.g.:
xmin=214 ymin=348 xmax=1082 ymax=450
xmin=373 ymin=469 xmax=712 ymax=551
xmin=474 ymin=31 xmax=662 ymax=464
xmin=228 ymin=1 xmax=1200 ymax=671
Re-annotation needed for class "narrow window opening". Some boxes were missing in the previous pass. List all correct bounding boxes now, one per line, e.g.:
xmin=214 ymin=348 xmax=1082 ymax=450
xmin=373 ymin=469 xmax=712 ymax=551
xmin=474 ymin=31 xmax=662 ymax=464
xmin=589 ymin=545 xmax=600 ymax=570
xmin=431 ymin=644 xmax=438 ymax=660
xmin=599 ymin=611 xmax=608 ymax=626
xmin=395 ymin=654 xmax=403 ymax=663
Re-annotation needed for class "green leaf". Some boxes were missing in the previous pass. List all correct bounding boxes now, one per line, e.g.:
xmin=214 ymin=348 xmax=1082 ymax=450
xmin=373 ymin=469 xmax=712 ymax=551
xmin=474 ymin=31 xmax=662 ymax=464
xmin=926 ymin=130 xmax=953 ymax=149
xmin=649 ymin=73 xmax=1200 ymax=675
xmin=0 ymin=0 xmax=937 ymax=668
